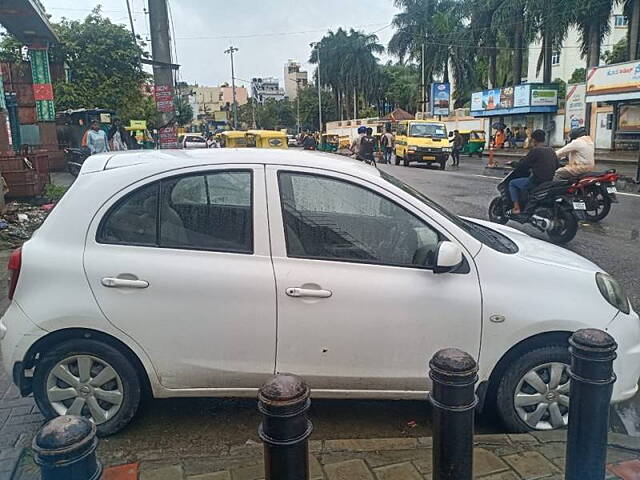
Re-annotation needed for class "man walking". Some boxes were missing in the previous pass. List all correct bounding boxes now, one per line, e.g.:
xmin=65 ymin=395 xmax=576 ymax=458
xmin=451 ymin=129 xmax=462 ymax=167
xmin=381 ymin=129 xmax=394 ymax=164
xmin=358 ymin=127 xmax=376 ymax=164
xmin=86 ymin=121 xmax=109 ymax=154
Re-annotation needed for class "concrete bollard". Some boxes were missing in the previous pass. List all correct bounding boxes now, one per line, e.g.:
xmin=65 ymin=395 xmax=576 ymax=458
xmin=429 ymin=348 xmax=479 ymax=480
xmin=565 ymin=328 xmax=617 ymax=480
xmin=32 ymin=415 xmax=102 ymax=480
xmin=258 ymin=373 xmax=313 ymax=480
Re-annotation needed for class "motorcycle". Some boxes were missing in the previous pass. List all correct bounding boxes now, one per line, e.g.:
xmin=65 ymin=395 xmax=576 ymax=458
xmin=488 ymin=163 xmax=580 ymax=244
xmin=65 ymin=146 xmax=91 ymax=177
xmin=567 ymin=169 xmax=619 ymax=222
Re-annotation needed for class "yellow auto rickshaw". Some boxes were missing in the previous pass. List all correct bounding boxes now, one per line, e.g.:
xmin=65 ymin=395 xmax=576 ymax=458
xmin=338 ymin=135 xmax=351 ymax=149
xmin=459 ymin=130 xmax=486 ymax=157
xmin=245 ymin=130 xmax=288 ymax=149
xmin=220 ymin=130 xmax=248 ymax=148
xmin=319 ymin=133 xmax=339 ymax=152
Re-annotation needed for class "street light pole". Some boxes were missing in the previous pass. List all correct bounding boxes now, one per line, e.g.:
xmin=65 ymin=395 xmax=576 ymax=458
xmin=224 ymin=46 xmax=239 ymax=129
xmin=296 ymin=79 xmax=301 ymax=134
xmin=310 ymin=42 xmax=322 ymax=133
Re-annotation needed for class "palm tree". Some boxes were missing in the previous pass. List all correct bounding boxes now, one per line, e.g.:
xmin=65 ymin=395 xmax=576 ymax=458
xmin=467 ymin=0 xmax=501 ymax=87
xmin=625 ymin=0 xmax=639 ymax=60
xmin=574 ymin=0 xmax=616 ymax=69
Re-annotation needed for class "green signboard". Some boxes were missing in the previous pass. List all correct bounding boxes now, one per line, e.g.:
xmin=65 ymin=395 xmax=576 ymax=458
xmin=28 ymin=48 xmax=55 ymax=121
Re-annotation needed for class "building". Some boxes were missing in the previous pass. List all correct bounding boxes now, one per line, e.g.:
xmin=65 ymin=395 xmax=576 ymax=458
xmin=284 ymin=60 xmax=308 ymax=100
xmin=526 ymin=5 xmax=628 ymax=84
xmin=191 ymin=85 xmax=248 ymax=120
xmin=251 ymin=77 xmax=285 ymax=105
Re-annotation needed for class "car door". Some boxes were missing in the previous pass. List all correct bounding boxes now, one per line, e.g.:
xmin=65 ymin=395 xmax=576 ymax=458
xmin=266 ymin=166 xmax=482 ymax=393
xmin=83 ymin=165 xmax=276 ymax=390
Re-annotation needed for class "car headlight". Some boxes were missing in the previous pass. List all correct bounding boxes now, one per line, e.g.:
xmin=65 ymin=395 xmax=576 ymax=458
xmin=443 ymin=147 xmax=452 ymax=152
xmin=596 ymin=273 xmax=630 ymax=314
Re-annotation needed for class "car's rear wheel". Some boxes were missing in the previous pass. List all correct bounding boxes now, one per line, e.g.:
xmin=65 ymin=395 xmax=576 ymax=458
xmin=496 ymin=345 xmax=570 ymax=432
xmin=33 ymin=339 xmax=141 ymax=436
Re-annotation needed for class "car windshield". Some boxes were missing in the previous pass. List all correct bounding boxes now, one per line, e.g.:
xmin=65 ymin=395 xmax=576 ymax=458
xmin=379 ymin=171 xmax=518 ymax=254
xmin=409 ymin=123 xmax=447 ymax=138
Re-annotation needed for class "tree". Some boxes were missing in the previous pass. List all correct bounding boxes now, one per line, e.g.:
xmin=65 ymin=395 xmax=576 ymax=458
xmin=174 ymin=96 xmax=194 ymax=126
xmin=602 ymin=38 xmax=628 ymax=64
xmin=553 ymin=77 xmax=567 ymax=99
xmin=378 ymin=63 xmax=420 ymax=112
xmin=568 ymin=68 xmax=587 ymax=83
xmin=574 ymin=0 xmax=616 ymax=69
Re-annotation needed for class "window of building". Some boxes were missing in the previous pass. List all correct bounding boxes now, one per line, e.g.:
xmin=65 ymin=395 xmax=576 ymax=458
xmin=551 ymin=51 xmax=561 ymax=66
xmin=278 ymin=172 xmax=442 ymax=268
xmin=615 ymin=15 xmax=628 ymax=27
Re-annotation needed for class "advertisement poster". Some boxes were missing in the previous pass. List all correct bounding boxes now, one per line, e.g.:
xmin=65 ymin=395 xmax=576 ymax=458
xmin=159 ymin=125 xmax=178 ymax=148
xmin=564 ymin=83 xmax=586 ymax=132
xmin=619 ymin=105 xmax=640 ymax=131
xmin=499 ymin=87 xmax=514 ymax=109
xmin=482 ymin=89 xmax=501 ymax=110
xmin=586 ymin=61 xmax=640 ymax=96
xmin=514 ymin=85 xmax=530 ymax=107
xmin=471 ymin=92 xmax=483 ymax=111
xmin=430 ymin=83 xmax=451 ymax=116
xmin=530 ymin=87 xmax=558 ymax=106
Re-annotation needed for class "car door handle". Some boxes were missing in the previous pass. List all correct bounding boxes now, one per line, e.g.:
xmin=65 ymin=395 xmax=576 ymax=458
xmin=101 ymin=277 xmax=149 ymax=289
xmin=286 ymin=287 xmax=332 ymax=298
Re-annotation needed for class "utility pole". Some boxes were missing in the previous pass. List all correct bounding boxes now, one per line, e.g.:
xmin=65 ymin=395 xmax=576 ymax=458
xmin=310 ymin=42 xmax=322 ymax=132
xmin=296 ymin=78 xmax=301 ymax=134
xmin=421 ymin=43 xmax=426 ymax=117
xmin=125 ymin=0 xmax=136 ymax=43
xmin=225 ymin=46 xmax=239 ymax=129
xmin=148 ymin=0 xmax=177 ymax=148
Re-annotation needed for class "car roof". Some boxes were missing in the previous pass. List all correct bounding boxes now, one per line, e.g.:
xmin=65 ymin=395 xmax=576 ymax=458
xmin=80 ymin=148 xmax=381 ymax=180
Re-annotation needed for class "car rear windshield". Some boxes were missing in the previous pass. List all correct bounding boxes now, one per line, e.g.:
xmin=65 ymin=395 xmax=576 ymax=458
xmin=379 ymin=171 xmax=518 ymax=254
xmin=409 ymin=123 xmax=447 ymax=138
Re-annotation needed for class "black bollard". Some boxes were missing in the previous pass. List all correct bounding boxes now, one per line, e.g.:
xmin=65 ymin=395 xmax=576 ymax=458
xmin=32 ymin=415 xmax=102 ymax=480
xmin=429 ymin=348 xmax=479 ymax=480
xmin=565 ymin=328 xmax=617 ymax=480
xmin=258 ymin=373 xmax=313 ymax=480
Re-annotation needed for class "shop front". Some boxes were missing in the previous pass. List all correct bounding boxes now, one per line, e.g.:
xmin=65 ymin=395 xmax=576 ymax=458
xmin=586 ymin=60 xmax=640 ymax=151
xmin=470 ymin=83 xmax=559 ymax=147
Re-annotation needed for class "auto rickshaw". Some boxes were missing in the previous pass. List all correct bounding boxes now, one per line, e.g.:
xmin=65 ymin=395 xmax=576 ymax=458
xmin=319 ymin=133 xmax=339 ymax=152
xmin=125 ymin=127 xmax=155 ymax=149
xmin=338 ymin=135 xmax=351 ymax=149
xmin=220 ymin=130 xmax=248 ymax=148
xmin=459 ymin=130 xmax=486 ymax=157
xmin=245 ymin=130 xmax=288 ymax=149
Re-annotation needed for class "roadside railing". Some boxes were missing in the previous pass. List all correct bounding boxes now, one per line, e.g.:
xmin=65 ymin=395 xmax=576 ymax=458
xmin=32 ymin=328 xmax=617 ymax=480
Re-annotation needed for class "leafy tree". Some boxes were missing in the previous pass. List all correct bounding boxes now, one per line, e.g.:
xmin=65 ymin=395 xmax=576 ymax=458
xmin=602 ymin=38 xmax=628 ymax=65
xmin=568 ymin=68 xmax=587 ymax=84
xmin=553 ymin=77 xmax=567 ymax=99
xmin=297 ymin=86 xmax=337 ymax=131
xmin=174 ymin=96 xmax=194 ymax=126
xmin=378 ymin=63 xmax=420 ymax=112
xmin=574 ymin=0 xmax=616 ymax=68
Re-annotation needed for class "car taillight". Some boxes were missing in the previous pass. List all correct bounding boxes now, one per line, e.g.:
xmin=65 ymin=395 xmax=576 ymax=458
xmin=8 ymin=247 xmax=22 ymax=300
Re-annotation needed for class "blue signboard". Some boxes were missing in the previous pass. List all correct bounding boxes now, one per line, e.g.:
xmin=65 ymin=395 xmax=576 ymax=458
xmin=470 ymin=83 xmax=558 ymax=117
xmin=431 ymin=83 xmax=450 ymax=116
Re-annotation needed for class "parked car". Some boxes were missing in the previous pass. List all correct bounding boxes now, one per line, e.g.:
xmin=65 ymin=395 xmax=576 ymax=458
xmin=2 ymin=149 xmax=638 ymax=436
xmin=179 ymin=134 xmax=208 ymax=149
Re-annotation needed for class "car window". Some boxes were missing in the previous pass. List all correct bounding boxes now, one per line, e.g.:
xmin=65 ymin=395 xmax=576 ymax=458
xmin=187 ymin=136 xmax=205 ymax=143
xmin=160 ymin=171 xmax=253 ymax=252
xmin=98 ymin=171 xmax=253 ymax=254
xmin=97 ymin=182 xmax=158 ymax=246
xmin=278 ymin=172 xmax=441 ymax=268
xmin=409 ymin=123 xmax=447 ymax=138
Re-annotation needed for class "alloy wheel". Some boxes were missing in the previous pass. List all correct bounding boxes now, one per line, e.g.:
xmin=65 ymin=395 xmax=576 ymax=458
xmin=46 ymin=354 xmax=124 ymax=424
xmin=514 ymin=362 xmax=570 ymax=430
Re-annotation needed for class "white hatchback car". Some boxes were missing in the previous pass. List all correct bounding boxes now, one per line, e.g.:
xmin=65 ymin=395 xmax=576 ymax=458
xmin=2 ymin=149 xmax=639 ymax=436
xmin=179 ymin=134 xmax=208 ymax=149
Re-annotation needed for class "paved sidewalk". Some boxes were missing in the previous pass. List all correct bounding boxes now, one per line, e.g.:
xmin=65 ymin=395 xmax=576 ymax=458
xmin=13 ymin=431 xmax=640 ymax=480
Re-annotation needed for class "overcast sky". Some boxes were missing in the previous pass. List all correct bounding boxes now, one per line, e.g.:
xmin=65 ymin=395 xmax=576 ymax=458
xmin=43 ymin=0 xmax=400 ymax=89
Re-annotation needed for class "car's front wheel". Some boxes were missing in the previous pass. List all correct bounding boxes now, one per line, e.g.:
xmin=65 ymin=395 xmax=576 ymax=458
xmin=33 ymin=339 xmax=142 ymax=436
xmin=496 ymin=345 xmax=570 ymax=432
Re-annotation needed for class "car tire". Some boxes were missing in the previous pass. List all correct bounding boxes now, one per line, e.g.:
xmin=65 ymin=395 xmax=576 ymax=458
xmin=33 ymin=339 xmax=142 ymax=436
xmin=496 ymin=345 xmax=570 ymax=432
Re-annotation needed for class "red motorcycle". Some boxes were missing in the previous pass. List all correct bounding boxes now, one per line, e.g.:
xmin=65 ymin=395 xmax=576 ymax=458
xmin=567 ymin=169 xmax=619 ymax=221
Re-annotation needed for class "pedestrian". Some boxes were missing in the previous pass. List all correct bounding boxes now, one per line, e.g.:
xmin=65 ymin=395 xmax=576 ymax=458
xmin=495 ymin=128 xmax=506 ymax=149
xmin=451 ymin=129 xmax=462 ymax=167
xmin=553 ymin=127 xmax=594 ymax=180
xmin=351 ymin=126 xmax=367 ymax=156
xmin=523 ymin=127 xmax=532 ymax=149
xmin=86 ymin=121 xmax=109 ymax=154
xmin=108 ymin=118 xmax=130 ymax=151
xmin=381 ymin=128 xmax=394 ymax=164
xmin=358 ymin=127 xmax=376 ymax=163
xmin=505 ymin=128 xmax=513 ymax=148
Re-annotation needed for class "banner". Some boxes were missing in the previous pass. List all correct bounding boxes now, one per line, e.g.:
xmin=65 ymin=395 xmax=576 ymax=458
xmin=530 ymin=87 xmax=558 ymax=106
xmin=564 ymin=83 xmax=586 ymax=132
xmin=471 ymin=92 xmax=483 ymax=111
xmin=470 ymin=83 xmax=557 ymax=117
xmin=586 ymin=60 xmax=640 ymax=96
xmin=482 ymin=89 xmax=501 ymax=110
xmin=28 ymin=48 xmax=55 ymax=121
xmin=430 ymin=83 xmax=450 ymax=116
xmin=514 ymin=85 xmax=530 ymax=107
xmin=129 ymin=120 xmax=147 ymax=130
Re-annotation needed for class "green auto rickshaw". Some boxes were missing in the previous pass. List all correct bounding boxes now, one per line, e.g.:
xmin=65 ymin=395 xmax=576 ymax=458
xmin=460 ymin=130 xmax=486 ymax=157
xmin=320 ymin=133 xmax=339 ymax=152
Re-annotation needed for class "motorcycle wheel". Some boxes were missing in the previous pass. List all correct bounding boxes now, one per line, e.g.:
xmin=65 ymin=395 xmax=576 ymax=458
xmin=584 ymin=188 xmax=612 ymax=222
xmin=547 ymin=208 xmax=578 ymax=244
xmin=489 ymin=197 xmax=509 ymax=225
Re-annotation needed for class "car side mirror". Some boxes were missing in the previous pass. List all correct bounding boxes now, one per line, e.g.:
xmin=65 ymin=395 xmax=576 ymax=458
xmin=433 ymin=241 xmax=463 ymax=274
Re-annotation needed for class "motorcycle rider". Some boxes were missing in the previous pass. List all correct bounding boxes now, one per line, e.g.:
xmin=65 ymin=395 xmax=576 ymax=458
xmin=554 ymin=127 xmax=595 ymax=180
xmin=509 ymin=129 xmax=558 ymax=214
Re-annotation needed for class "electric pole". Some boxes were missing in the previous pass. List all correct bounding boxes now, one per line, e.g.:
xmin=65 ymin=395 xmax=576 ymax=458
xmin=125 ymin=0 xmax=136 ymax=43
xmin=225 ymin=46 xmax=239 ymax=129
xmin=296 ymin=78 xmax=301 ymax=134
xmin=148 ymin=0 xmax=177 ymax=148
xmin=310 ymin=42 xmax=322 ymax=132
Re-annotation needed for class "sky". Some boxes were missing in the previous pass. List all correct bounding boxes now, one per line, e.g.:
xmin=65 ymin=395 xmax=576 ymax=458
xmin=43 ymin=0 xmax=400 ymax=89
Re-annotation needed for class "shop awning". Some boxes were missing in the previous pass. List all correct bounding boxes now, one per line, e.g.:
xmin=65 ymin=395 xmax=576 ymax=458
xmin=586 ymin=92 xmax=640 ymax=103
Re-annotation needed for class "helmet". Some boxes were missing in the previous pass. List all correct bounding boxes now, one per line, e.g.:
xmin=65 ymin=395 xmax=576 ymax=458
xmin=569 ymin=127 xmax=587 ymax=140
xmin=357 ymin=126 xmax=367 ymax=134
